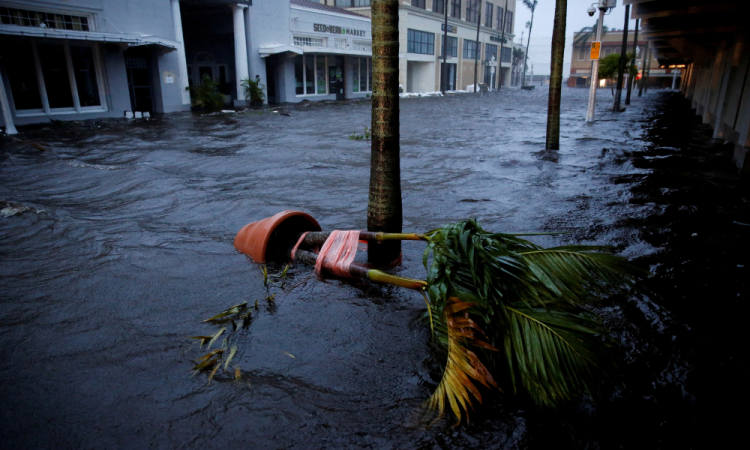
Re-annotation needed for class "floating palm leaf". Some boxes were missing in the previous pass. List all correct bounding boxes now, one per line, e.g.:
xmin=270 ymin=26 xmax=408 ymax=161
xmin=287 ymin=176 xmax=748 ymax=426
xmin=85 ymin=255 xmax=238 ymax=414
xmin=422 ymin=220 xmax=644 ymax=421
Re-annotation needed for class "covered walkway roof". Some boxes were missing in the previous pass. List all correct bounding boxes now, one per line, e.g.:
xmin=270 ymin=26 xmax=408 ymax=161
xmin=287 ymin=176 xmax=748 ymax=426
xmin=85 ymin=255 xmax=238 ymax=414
xmin=625 ymin=0 xmax=748 ymax=66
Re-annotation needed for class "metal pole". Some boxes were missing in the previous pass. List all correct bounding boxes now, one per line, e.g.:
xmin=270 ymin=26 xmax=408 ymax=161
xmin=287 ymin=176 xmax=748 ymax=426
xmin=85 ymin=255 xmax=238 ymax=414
xmin=612 ymin=4 xmax=630 ymax=112
xmin=625 ymin=18 xmax=639 ymax=105
xmin=474 ymin=0 xmax=482 ymax=93
xmin=672 ymin=69 xmax=678 ymax=89
xmin=0 ymin=60 xmax=18 ymax=135
xmin=585 ymin=7 xmax=605 ymax=123
xmin=638 ymin=46 xmax=649 ymax=97
xmin=442 ymin=0 xmax=449 ymax=94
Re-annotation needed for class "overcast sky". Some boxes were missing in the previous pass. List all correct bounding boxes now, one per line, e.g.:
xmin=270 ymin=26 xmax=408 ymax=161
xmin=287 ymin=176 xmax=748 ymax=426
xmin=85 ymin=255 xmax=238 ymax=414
xmin=512 ymin=0 xmax=639 ymax=75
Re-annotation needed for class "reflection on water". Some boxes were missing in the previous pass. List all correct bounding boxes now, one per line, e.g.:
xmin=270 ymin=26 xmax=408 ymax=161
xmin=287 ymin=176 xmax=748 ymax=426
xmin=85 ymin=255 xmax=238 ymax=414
xmin=1 ymin=88 xmax=747 ymax=448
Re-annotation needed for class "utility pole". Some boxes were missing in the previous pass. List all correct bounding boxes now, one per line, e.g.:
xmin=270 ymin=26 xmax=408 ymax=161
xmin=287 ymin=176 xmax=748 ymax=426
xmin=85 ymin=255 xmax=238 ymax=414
xmin=474 ymin=0 xmax=483 ymax=93
xmin=441 ymin=0 xmax=448 ymax=94
xmin=585 ymin=3 xmax=606 ymax=123
xmin=625 ymin=18 xmax=639 ymax=105
xmin=612 ymin=3 xmax=630 ymax=112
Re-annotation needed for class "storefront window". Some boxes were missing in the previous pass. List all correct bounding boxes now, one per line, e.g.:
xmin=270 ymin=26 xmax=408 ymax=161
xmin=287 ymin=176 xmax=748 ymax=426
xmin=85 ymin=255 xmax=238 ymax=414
xmin=316 ymin=56 xmax=327 ymax=94
xmin=4 ymin=40 xmax=104 ymax=113
xmin=304 ymin=55 xmax=315 ymax=95
xmin=4 ymin=41 xmax=43 ymax=111
xmin=294 ymin=55 xmax=328 ymax=96
xmin=352 ymin=57 xmax=372 ymax=93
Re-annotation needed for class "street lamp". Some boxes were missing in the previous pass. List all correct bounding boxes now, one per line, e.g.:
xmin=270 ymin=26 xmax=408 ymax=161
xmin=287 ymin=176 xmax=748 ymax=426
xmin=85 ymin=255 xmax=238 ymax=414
xmin=586 ymin=0 xmax=616 ymax=123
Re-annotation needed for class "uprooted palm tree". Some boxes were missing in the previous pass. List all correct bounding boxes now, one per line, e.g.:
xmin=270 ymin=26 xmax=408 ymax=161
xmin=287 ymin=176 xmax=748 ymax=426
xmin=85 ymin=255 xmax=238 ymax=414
xmin=421 ymin=219 xmax=644 ymax=422
xmin=573 ymin=19 xmax=609 ymax=46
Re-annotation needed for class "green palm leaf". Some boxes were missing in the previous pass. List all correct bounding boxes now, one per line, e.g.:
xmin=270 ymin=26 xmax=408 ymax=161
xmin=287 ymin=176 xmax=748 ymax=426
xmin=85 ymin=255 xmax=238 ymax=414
xmin=422 ymin=220 xmax=644 ymax=421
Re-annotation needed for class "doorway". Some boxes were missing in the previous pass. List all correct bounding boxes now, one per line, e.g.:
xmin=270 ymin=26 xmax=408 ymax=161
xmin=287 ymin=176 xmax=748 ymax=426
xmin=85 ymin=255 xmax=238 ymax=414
xmin=124 ymin=48 xmax=153 ymax=112
xmin=441 ymin=63 xmax=457 ymax=91
xmin=328 ymin=56 xmax=344 ymax=100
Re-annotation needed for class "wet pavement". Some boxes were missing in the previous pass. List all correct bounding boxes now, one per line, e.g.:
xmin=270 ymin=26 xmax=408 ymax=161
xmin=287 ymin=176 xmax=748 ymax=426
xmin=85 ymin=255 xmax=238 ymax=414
xmin=1 ymin=87 xmax=748 ymax=449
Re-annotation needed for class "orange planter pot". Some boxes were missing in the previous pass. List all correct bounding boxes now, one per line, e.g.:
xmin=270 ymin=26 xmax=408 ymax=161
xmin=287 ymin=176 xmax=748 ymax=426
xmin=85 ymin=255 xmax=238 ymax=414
xmin=234 ymin=210 xmax=321 ymax=263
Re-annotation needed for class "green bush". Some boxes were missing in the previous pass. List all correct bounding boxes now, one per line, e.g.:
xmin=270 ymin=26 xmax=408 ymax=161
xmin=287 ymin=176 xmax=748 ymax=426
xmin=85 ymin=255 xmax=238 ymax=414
xmin=186 ymin=74 xmax=225 ymax=110
xmin=241 ymin=77 xmax=266 ymax=104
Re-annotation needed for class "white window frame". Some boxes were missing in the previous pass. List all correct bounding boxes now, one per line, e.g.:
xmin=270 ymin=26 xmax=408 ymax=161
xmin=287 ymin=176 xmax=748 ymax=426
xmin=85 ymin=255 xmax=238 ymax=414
xmin=293 ymin=35 xmax=325 ymax=48
xmin=14 ymin=40 xmax=107 ymax=117
xmin=296 ymin=55 xmax=329 ymax=97
xmin=352 ymin=57 xmax=372 ymax=94
xmin=578 ymin=46 xmax=586 ymax=61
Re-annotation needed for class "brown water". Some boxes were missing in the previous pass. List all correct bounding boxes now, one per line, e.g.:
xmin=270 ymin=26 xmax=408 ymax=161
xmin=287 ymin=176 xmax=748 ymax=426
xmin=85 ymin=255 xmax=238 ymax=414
xmin=1 ymin=88 xmax=747 ymax=449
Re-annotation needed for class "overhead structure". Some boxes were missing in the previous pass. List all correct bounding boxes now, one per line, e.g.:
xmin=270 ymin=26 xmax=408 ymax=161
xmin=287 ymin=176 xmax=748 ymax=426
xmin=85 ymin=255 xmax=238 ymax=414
xmin=625 ymin=0 xmax=750 ymax=175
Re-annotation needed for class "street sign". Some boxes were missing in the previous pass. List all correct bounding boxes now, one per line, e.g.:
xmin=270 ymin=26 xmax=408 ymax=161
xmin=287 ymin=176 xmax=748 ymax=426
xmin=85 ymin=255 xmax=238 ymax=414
xmin=590 ymin=42 xmax=601 ymax=60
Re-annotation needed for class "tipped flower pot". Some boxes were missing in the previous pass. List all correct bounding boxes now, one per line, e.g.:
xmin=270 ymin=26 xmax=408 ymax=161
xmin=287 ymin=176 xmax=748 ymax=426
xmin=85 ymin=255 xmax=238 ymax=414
xmin=234 ymin=210 xmax=321 ymax=263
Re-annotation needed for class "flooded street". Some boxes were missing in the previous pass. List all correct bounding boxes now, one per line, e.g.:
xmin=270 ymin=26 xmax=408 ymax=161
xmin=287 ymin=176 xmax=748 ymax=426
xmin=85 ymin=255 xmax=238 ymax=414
xmin=1 ymin=87 xmax=748 ymax=449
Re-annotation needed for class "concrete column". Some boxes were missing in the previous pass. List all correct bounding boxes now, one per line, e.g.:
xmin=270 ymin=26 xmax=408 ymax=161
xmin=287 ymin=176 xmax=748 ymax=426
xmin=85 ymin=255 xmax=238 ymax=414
xmin=171 ymin=0 xmax=191 ymax=105
xmin=232 ymin=4 xmax=250 ymax=102
xmin=0 ymin=73 xmax=18 ymax=135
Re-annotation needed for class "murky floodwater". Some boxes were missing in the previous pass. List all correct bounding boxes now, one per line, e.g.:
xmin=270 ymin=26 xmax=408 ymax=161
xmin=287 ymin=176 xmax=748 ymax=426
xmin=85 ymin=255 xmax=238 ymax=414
xmin=1 ymin=88 xmax=748 ymax=449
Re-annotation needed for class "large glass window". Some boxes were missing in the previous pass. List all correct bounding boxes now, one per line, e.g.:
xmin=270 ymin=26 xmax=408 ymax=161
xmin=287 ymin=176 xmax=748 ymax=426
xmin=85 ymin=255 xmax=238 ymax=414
xmin=407 ymin=29 xmax=435 ymax=55
xmin=485 ymin=2 xmax=493 ymax=27
xmin=501 ymin=46 xmax=511 ymax=63
xmin=294 ymin=55 xmax=328 ymax=96
xmin=466 ymin=0 xmax=480 ymax=23
xmin=4 ymin=41 xmax=104 ymax=113
xmin=352 ymin=57 xmax=372 ymax=93
xmin=451 ymin=0 xmax=461 ymax=18
xmin=433 ymin=0 xmax=446 ymax=13
xmin=4 ymin=41 xmax=43 ymax=111
xmin=441 ymin=36 xmax=458 ymax=58
xmin=411 ymin=0 xmax=426 ymax=8
xmin=463 ymin=39 xmax=478 ymax=59
xmin=485 ymin=43 xmax=498 ymax=61
xmin=496 ymin=6 xmax=504 ymax=30
xmin=505 ymin=10 xmax=513 ymax=33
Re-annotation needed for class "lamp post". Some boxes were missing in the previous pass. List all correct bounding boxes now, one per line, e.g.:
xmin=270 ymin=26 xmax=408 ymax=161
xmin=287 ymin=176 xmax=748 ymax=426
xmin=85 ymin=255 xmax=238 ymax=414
xmin=585 ymin=0 xmax=616 ymax=123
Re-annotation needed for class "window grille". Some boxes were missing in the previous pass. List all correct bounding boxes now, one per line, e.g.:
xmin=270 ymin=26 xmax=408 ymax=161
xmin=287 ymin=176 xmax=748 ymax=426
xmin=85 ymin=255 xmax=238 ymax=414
xmin=334 ymin=38 xmax=347 ymax=49
xmin=0 ymin=7 xmax=90 ymax=31
xmin=293 ymin=36 xmax=324 ymax=47
xmin=407 ymin=29 xmax=434 ymax=55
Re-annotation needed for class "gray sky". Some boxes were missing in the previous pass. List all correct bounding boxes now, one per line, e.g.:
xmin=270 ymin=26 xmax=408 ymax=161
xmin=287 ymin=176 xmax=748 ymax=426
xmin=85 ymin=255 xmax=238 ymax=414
xmin=512 ymin=0 xmax=638 ymax=75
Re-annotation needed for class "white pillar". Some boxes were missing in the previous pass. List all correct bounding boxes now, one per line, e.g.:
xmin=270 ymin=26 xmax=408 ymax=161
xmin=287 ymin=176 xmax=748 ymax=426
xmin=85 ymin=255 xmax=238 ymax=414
xmin=171 ymin=0 xmax=191 ymax=105
xmin=232 ymin=4 xmax=250 ymax=102
xmin=0 ymin=73 xmax=18 ymax=135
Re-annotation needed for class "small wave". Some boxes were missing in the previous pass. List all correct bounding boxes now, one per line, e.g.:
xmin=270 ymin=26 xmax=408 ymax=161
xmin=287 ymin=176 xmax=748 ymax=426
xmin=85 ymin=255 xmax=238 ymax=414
xmin=67 ymin=161 xmax=126 ymax=170
xmin=0 ymin=201 xmax=45 ymax=217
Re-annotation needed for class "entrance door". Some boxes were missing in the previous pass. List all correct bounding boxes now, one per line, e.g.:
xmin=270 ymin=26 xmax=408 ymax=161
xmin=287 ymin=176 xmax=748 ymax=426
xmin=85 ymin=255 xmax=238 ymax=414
xmin=124 ymin=50 xmax=153 ymax=112
xmin=328 ymin=56 xmax=344 ymax=100
xmin=440 ymin=63 xmax=457 ymax=91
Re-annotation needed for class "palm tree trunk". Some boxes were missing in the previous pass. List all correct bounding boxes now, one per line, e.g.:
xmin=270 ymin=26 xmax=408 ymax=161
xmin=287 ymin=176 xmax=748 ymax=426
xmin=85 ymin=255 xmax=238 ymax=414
xmin=522 ymin=10 xmax=534 ymax=87
xmin=368 ymin=0 xmax=402 ymax=266
xmin=545 ymin=0 xmax=566 ymax=150
xmin=625 ymin=19 xmax=639 ymax=105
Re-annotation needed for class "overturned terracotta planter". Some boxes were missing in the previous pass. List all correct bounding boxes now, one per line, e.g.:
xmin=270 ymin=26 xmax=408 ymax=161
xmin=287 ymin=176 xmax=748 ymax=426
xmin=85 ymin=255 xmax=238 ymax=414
xmin=234 ymin=210 xmax=321 ymax=263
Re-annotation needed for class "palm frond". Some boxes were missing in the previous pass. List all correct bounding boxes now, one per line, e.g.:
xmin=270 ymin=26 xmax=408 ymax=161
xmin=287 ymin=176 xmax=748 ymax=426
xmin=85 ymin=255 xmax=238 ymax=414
xmin=422 ymin=220 xmax=644 ymax=416
xmin=504 ymin=305 xmax=615 ymax=407
xmin=425 ymin=298 xmax=499 ymax=424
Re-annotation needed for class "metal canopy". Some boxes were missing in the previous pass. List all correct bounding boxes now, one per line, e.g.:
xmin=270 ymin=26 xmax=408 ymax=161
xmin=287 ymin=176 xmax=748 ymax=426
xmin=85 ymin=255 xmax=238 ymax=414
xmin=0 ymin=24 xmax=178 ymax=51
xmin=625 ymin=0 xmax=748 ymax=66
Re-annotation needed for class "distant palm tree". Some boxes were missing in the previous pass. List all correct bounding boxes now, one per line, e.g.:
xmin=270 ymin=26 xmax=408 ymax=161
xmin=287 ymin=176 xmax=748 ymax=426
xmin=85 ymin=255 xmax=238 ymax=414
xmin=573 ymin=19 xmax=608 ymax=46
xmin=521 ymin=0 xmax=537 ymax=87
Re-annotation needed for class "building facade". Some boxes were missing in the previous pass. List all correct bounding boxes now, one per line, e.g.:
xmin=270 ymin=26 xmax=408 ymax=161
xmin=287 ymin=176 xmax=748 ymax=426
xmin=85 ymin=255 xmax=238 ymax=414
xmin=568 ymin=29 xmax=680 ymax=89
xmin=321 ymin=0 xmax=517 ymax=92
xmin=0 ymin=0 xmax=374 ymax=129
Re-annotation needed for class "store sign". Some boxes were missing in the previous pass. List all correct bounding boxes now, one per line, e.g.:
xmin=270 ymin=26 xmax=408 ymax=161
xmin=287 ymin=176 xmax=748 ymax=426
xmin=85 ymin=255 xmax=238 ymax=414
xmin=489 ymin=35 xmax=507 ymax=43
xmin=313 ymin=23 xmax=366 ymax=37
xmin=441 ymin=23 xmax=457 ymax=33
